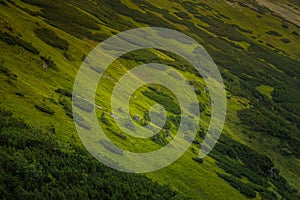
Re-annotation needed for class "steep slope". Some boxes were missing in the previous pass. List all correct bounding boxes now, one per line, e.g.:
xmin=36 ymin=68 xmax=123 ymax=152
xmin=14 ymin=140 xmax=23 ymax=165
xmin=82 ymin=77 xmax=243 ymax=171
xmin=0 ymin=0 xmax=299 ymax=199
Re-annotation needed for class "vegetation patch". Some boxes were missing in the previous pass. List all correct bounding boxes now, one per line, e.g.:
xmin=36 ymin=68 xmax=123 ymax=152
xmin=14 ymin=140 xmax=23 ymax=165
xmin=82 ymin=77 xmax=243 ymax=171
xmin=34 ymin=28 xmax=69 ymax=50
xmin=0 ymin=31 xmax=39 ymax=54
xmin=0 ymin=108 xmax=185 ymax=199
xmin=35 ymin=104 xmax=55 ymax=115
xmin=266 ymin=30 xmax=282 ymax=37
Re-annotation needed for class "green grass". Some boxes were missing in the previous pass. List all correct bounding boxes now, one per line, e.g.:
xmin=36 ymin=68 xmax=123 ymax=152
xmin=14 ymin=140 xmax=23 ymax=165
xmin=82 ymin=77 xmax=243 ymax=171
xmin=256 ymin=85 xmax=274 ymax=99
xmin=1 ymin=0 xmax=300 ymax=199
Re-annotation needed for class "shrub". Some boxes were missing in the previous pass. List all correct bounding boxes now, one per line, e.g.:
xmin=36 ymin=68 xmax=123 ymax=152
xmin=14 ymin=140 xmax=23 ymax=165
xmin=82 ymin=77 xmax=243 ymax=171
xmin=266 ymin=30 xmax=282 ymax=37
xmin=174 ymin=11 xmax=190 ymax=19
xmin=217 ymin=173 xmax=257 ymax=198
xmin=73 ymin=96 xmax=94 ymax=113
xmin=73 ymin=113 xmax=91 ymax=129
xmin=192 ymin=157 xmax=203 ymax=164
xmin=281 ymin=38 xmax=291 ymax=43
xmin=40 ymin=55 xmax=57 ymax=70
xmin=0 ymin=61 xmax=17 ymax=80
xmin=100 ymin=113 xmax=111 ymax=126
xmin=58 ymin=98 xmax=72 ymax=118
xmin=34 ymin=28 xmax=69 ymax=50
xmin=34 ymin=104 xmax=55 ymax=115
xmin=150 ymin=131 xmax=168 ymax=146
xmin=142 ymin=88 xmax=181 ymax=114
xmin=0 ymin=107 xmax=185 ymax=199
xmin=55 ymin=88 xmax=72 ymax=97
xmin=0 ymin=31 xmax=39 ymax=54
xmin=15 ymin=92 xmax=25 ymax=97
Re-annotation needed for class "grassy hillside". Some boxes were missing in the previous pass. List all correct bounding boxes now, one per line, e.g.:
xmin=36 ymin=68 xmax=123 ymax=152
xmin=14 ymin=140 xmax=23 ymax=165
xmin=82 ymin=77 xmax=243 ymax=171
xmin=0 ymin=0 xmax=300 ymax=199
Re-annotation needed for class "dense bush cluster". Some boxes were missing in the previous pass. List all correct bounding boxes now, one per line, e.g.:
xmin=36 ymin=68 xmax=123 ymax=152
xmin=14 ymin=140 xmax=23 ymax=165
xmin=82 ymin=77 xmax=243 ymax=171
xmin=0 ymin=108 xmax=186 ymax=199
xmin=34 ymin=28 xmax=69 ymax=50
xmin=58 ymin=98 xmax=72 ymax=119
xmin=73 ymin=96 xmax=94 ymax=113
xmin=35 ymin=104 xmax=55 ymax=115
xmin=217 ymin=173 xmax=257 ymax=198
xmin=0 ymin=60 xmax=17 ymax=80
xmin=142 ymin=87 xmax=181 ymax=114
xmin=40 ymin=55 xmax=57 ymax=70
xmin=266 ymin=30 xmax=283 ymax=37
xmin=55 ymin=88 xmax=72 ymax=98
xmin=211 ymin=134 xmax=300 ymax=199
xmin=20 ymin=0 xmax=110 ymax=41
xmin=0 ymin=31 xmax=39 ymax=54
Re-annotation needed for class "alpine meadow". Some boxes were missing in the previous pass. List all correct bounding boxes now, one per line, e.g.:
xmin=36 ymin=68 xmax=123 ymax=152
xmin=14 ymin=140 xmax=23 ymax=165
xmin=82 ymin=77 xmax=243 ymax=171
xmin=0 ymin=0 xmax=300 ymax=199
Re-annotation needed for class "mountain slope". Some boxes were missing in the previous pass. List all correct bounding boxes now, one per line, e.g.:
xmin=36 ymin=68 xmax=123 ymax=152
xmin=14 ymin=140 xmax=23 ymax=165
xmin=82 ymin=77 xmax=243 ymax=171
xmin=0 ymin=0 xmax=299 ymax=199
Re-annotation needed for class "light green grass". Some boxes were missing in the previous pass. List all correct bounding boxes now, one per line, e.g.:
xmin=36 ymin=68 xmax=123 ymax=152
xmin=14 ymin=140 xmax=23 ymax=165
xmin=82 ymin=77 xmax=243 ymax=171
xmin=256 ymin=85 xmax=274 ymax=99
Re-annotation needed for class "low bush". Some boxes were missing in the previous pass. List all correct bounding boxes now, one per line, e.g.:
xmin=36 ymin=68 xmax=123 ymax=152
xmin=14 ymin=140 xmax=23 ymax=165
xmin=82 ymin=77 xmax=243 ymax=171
xmin=217 ymin=173 xmax=257 ymax=198
xmin=174 ymin=11 xmax=190 ymax=19
xmin=34 ymin=28 xmax=69 ymax=50
xmin=192 ymin=157 xmax=203 ymax=164
xmin=34 ymin=104 xmax=55 ymax=115
xmin=55 ymin=88 xmax=72 ymax=98
xmin=15 ymin=92 xmax=25 ymax=97
xmin=266 ymin=30 xmax=282 ymax=37
xmin=0 ymin=107 xmax=185 ymax=199
xmin=142 ymin=88 xmax=181 ymax=115
xmin=40 ymin=55 xmax=57 ymax=70
xmin=58 ymin=98 xmax=72 ymax=118
xmin=0 ymin=62 xmax=17 ymax=80
xmin=73 ymin=96 xmax=94 ymax=113
xmin=0 ymin=31 xmax=39 ymax=54
xmin=281 ymin=38 xmax=291 ymax=43
xmin=150 ymin=131 xmax=168 ymax=146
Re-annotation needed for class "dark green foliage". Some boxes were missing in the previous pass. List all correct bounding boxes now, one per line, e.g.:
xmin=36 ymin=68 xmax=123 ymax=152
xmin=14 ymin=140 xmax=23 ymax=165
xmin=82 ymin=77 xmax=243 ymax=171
xmin=100 ymin=113 xmax=111 ymax=126
xmin=0 ymin=61 xmax=17 ymax=80
xmin=0 ymin=108 xmax=186 ymax=200
xmin=213 ymin=134 xmax=274 ymax=177
xmin=238 ymin=0 xmax=270 ymax=14
xmin=99 ymin=140 xmax=123 ymax=155
xmin=73 ymin=96 xmax=94 ymax=113
xmin=35 ymin=104 xmax=55 ymax=115
xmin=272 ymin=174 xmax=300 ymax=200
xmin=106 ymin=128 xmax=127 ymax=140
xmin=20 ymin=0 xmax=102 ymax=40
xmin=215 ymin=158 xmax=267 ymax=186
xmin=237 ymin=107 xmax=296 ymax=139
xmin=266 ymin=30 xmax=282 ymax=37
xmin=0 ymin=0 xmax=8 ymax=6
xmin=281 ymin=21 xmax=289 ymax=28
xmin=58 ymin=98 xmax=72 ymax=118
xmin=73 ymin=113 xmax=91 ymax=130
xmin=281 ymin=38 xmax=291 ymax=43
xmin=142 ymin=88 xmax=181 ymax=115
xmin=287 ymin=0 xmax=300 ymax=7
xmin=195 ymin=15 xmax=252 ymax=42
xmin=104 ymin=0 xmax=173 ymax=28
xmin=7 ymin=0 xmax=39 ymax=16
xmin=217 ymin=173 xmax=257 ymax=198
xmin=211 ymin=134 xmax=299 ymax=199
xmin=55 ymin=88 xmax=72 ymax=98
xmin=15 ymin=92 xmax=25 ymax=97
xmin=150 ymin=131 xmax=168 ymax=146
xmin=168 ymin=115 xmax=181 ymax=127
xmin=40 ymin=55 xmax=57 ymax=70
xmin=174 ymin=11 xmax=190 ymax=19
xmin=192 ymin=157 xmax=203 ymax=164
xmin=88 ymin=33 xmax=110 ymax=42
xmin=0 ymin=31 xmax=39 ymax=54
xmin=34 ymin=28 xmax=69 ymax=50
